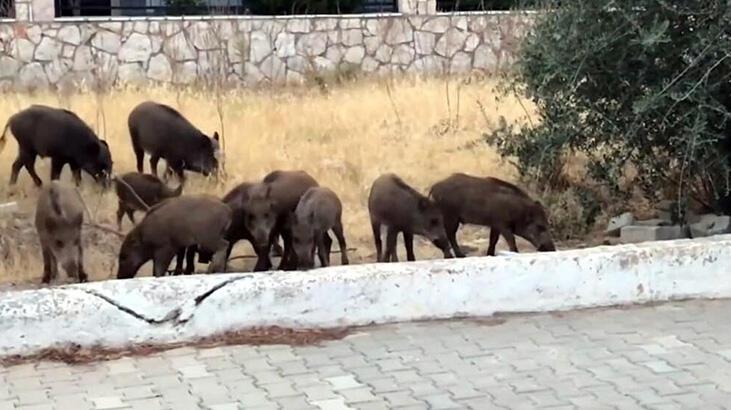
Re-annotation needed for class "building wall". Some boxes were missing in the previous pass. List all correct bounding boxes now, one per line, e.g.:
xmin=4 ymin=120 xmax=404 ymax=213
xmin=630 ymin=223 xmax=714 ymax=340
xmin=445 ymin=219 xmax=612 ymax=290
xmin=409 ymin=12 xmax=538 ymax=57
xmin=0 ymin=0 xmax=531 ymax=90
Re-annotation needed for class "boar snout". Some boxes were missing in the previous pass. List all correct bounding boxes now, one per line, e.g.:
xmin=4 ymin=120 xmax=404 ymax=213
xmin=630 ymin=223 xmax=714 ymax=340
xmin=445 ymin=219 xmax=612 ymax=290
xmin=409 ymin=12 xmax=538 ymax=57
xmin=432 ymin=237 xmax=453 ymax=258
xmin=537 ymin=240 xmax=556 ymax=252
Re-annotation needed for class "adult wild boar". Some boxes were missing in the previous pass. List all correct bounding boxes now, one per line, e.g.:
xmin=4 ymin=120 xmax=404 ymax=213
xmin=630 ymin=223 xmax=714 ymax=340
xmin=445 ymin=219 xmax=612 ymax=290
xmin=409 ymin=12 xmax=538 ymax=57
xmin=116 ymin=195 xmax=232 ymax=279
xmin=368 ymin=173 xmax=452 ymax=262
xmin=114 ymin=172 xmax=184 ymax=230
xmin=1 ymin=105 xmax=113 ymax=187
xmin=429 ymin=173 xmax=556 ymax=257
xmin=128 ymin=101 xmax=220 ymax=180
xmin=290 ymin=186 xmax=349 ymax=269
xmin=35 ymin=181 xmax=89 ymax=284
xmin=173 ymin=181 xmax=283 ymax=275
xmin=243 ymin=170 xmax=319 ymax=271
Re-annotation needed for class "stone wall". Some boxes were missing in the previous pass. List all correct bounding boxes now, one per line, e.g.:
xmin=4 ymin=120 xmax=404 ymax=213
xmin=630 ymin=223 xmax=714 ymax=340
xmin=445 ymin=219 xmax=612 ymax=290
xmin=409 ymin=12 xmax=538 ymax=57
xmin=0 ymin=12 xmax=531 ymax=89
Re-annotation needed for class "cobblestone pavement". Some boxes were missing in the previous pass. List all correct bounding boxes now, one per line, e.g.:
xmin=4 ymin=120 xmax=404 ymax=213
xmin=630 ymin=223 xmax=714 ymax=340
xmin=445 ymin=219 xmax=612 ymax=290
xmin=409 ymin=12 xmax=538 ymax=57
xmin=3 ymin=300 xmax=731 ymax=410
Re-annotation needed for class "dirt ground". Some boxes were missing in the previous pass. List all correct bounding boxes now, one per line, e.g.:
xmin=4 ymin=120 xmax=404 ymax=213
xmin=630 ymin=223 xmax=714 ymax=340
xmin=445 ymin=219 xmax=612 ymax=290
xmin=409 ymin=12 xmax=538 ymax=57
xmin=0 ymin=194 xmax=612 ymax=293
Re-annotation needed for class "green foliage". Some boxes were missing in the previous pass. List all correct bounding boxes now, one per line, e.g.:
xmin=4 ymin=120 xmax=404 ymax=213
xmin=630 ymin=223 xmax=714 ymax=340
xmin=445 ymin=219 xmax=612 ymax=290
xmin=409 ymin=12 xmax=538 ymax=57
xmin=487 ymin=1 xmax=731 ymax=221
xmin=245 ymin=0 xmax=364 ymax=14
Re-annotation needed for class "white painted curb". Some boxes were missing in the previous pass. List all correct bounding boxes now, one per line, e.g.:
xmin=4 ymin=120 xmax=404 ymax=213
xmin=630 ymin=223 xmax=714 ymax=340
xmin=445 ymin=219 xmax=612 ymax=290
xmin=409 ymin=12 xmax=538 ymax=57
xmin=2 ymin=234 xmax=731 ymax=357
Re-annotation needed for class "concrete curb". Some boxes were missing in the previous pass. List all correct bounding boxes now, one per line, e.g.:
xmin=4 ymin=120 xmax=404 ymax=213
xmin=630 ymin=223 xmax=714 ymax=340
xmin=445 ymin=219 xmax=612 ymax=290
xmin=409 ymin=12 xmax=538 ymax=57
xmin=2 ymin=235 xmax=731 ymax=357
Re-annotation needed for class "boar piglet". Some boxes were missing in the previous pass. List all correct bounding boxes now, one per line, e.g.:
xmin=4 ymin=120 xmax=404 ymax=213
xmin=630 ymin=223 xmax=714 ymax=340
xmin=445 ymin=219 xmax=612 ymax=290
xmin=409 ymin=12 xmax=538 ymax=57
xmin=114 ymin=172 xmax=184 ymax=230
xmin=429 ymin=173 xmax=556 ymax=257
xmin=3 ymin=105 xmax=112 ymax=187
xmin=128 ymin=101 xmax=220 ymax=181
xmin=368 ymin=173 xmax=452 ymax=262
xmin=35 ymin=181 xmax=89 ymax=284
xmin=116 ymin=195 xmax=232 ymax=279
xmin=243 ymin=170 xmax=319 ymax=272
xmin=289 ymin=186 xmax=349 ymax=269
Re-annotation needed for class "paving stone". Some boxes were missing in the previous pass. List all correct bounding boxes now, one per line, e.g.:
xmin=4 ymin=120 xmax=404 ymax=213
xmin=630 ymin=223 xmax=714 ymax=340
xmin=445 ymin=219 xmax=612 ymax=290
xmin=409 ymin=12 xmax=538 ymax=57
xmin=7 ymin=300 xmax=731 ymax=409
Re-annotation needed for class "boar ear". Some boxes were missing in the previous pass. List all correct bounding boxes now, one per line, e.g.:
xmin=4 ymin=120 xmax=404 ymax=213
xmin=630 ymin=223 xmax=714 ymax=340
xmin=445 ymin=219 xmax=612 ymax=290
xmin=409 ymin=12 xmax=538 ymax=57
xmin=212 ymin=132 xmax=220 ymax=141
xmin=99 ymin=140 xmax=109 ymax=149
xmin=417 ymin=197 xmax=430 ymax=211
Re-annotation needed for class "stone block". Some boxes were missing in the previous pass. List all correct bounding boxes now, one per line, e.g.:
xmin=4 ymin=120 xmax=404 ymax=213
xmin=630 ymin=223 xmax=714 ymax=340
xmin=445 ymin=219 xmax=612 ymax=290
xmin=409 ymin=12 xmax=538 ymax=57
xmin=605 ymin=212 xmax=634 ymax=237
xmin=619 ymin=225 xmax=687 ymax=244
xmin=689 ymin=214 xmax=731 ymax=238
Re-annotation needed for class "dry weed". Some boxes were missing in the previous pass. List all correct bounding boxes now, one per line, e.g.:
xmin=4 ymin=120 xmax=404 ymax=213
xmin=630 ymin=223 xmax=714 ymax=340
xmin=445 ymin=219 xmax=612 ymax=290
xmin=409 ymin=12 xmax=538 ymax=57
xmin=0 ymin=75 xmax=534 ymax=284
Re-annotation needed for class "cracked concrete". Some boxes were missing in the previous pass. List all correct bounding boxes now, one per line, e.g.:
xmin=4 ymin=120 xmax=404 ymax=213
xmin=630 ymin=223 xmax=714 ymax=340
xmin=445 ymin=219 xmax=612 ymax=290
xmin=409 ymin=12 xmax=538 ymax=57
xmin=78 ymin=274 xmax=255 ymax=325
xmin=1 ymin=235 xmax=731 ymax=359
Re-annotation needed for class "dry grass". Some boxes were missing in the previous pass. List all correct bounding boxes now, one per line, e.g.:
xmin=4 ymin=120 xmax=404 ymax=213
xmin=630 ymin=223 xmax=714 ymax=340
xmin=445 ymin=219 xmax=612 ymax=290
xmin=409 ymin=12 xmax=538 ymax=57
xmin=0 ymin=74 xmax=535 ymax=285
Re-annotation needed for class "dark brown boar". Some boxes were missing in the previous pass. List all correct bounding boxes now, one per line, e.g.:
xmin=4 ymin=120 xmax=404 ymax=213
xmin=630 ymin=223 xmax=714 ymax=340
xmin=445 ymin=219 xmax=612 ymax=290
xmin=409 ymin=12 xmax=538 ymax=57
xmin=128 ymin=101 xmax=220 ymax=181
xmin=116 ymin=195 xmax=232 ymax=279
xmin=290 ymin=186 xmax=349 ymax=269
xmin=368 ymin=173 xmax=452 ymax=262
xmin=113 ymin=172 xmax=183 ymax=230
xmin=1 ymin=105 xmax=113 ymax=187
xmin=243 ymin=170 xmax=319 ymax=271
xmin=35 ymin=181 xmax=89 ymax=284
xmin=429 ymin=173 xmax=556 ymax=257
xmin=173 ymin=181 xmax=283 ymax=275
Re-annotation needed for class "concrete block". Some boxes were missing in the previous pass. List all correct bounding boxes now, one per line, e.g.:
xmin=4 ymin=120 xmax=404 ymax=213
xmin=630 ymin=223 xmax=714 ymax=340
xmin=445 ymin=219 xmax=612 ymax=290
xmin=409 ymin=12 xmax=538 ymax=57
xmin=690 ymin=214 xmax=731 ymax=238
xmin=605 ymin=212 xmax=635 ymax=237
xmin=620 ymin=225 xmax=687 ymax=243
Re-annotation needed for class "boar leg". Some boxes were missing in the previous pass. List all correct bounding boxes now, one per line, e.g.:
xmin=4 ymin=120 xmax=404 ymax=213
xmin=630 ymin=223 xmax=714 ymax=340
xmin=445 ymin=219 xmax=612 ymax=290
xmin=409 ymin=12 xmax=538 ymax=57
xmin=371 ymin=221 xmax=383 ymax=262
xmin=152 ymin=248 xmax=177 ymax=277
xmin=332 ymin=223 xmax=349 ymax=265
xmin=49 ymin=158 xmax=66 ymax=181
xmin=172 ymin=248 xmax=186 ymax=275
xmin=149 ymin=155 xmax=161 ymax=177
xmin=70 ymin=164 xmax=83 ymax=186
xmin=277 ymin=228 xmax=297 ymax=271
xmin=116 ymin=202 xmax=128 ymax=230
xmin=502 ymin=230 xmax=519 ymax=253
xmin=444 ymin=217 xmax=465 ymax=258
xmin=206 ymin=240 xmax=230 ymax=274
xmin=12 ymin=150 xmax=42 ymax=186
xmin=315 ymin=233 xmax=329 ymax=267
xmin=185 ymin=246 xmax=197 ymax=274
xmin=76 ymin=246 xmax=89 ymax=283
xmin=385 ymin=227 xmax=399 ymax=262
xmin=403 ymin=231 xmax=416 ymax=261
xmin=323 ymin=232 xmax=333 ymax=265
xmin=486 ymin=228 xmax=500 ymax=256
xmin=40 ymin=245 xmax=58 ymax=284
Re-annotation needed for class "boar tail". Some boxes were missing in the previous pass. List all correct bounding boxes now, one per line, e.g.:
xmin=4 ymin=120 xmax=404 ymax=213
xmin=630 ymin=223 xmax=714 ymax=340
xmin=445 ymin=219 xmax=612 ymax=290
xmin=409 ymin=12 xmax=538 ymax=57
xmin=0 ymin=119 xmax=8 ymax=154
xmin=113 ymin=176 xmax=151 ymax=212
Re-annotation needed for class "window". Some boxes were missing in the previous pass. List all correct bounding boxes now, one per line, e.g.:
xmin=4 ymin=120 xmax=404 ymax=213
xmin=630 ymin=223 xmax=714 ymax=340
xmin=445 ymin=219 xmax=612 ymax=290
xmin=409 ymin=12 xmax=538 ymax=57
xmin=1 ymin=0 xmax=14 ymax=18
xmin=55 ymin=0 xmax=397 ymax=17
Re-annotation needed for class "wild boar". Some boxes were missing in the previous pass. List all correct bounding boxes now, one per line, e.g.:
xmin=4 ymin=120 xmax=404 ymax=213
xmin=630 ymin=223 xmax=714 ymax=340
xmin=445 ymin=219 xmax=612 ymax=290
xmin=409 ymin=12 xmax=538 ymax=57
xmin=128 ymin=101 xmax=220 ymax=181
xmin=35 ymin=181 xmax=89 ymax=284
xmin=113 ymin=172 xmax=183 ymax=230
xmin=116 ymin=195 xmax=232 ymax=279
xmin=290 ymin=186 xmax=349 ymax=269
xmin=243 ymin=170 xmax=319 ymax=271
xmin=368 ymin=173 xmax=452 ymax=262
xmin=172 ymin=181 xmax=283 ymax=275
xmin=1 ymin=105 xmax=113 ymax=187
xmin=429 ymin=173 xmax=556 ymax=257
